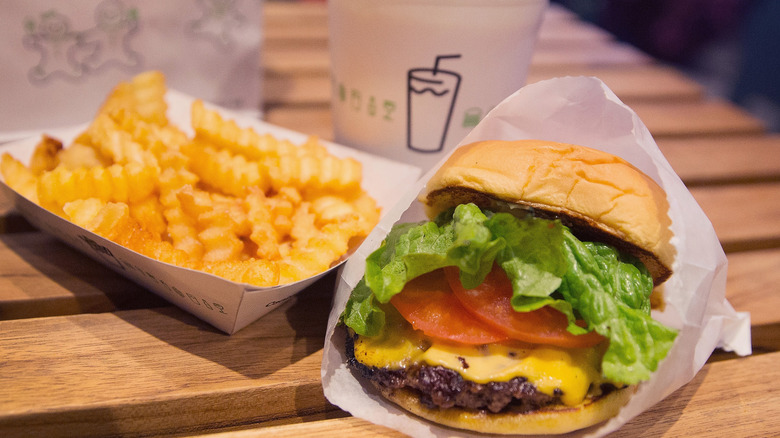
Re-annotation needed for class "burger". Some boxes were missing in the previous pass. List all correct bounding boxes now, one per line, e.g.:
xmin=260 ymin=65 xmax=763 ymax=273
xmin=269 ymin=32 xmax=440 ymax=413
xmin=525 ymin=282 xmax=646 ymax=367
xmin=339 ymin=140 xmax=678 ymax=434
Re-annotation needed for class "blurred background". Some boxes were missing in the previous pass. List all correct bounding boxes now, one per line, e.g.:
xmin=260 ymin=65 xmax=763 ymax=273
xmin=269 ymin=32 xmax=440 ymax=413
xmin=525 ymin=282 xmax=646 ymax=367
xmin=552 ymin=0 xmax=780 ymax=132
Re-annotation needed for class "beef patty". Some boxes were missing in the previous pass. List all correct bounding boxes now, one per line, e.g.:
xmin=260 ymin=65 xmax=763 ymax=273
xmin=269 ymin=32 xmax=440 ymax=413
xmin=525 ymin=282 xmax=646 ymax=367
xmin=346 ymin=331 xmax=581 ymax=414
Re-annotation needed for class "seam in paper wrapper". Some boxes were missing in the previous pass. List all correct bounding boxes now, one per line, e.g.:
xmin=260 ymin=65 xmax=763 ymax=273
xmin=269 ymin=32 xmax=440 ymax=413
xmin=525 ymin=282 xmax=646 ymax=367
xmin=0 ymin=90 xmax=422 ymax=335
xmin=322 ymin=76 xmax=751 ymax=438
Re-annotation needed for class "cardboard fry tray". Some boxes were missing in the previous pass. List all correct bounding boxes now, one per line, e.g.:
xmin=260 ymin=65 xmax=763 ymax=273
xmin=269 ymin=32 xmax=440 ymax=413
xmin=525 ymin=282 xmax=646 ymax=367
xmin=0 ymin=90 xmax=422 ymax=334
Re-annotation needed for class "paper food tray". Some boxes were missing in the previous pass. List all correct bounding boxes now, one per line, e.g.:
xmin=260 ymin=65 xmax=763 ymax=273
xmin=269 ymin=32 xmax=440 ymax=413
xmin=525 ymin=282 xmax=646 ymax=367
xmin=0 ymin=90 xmax=422 ymax=334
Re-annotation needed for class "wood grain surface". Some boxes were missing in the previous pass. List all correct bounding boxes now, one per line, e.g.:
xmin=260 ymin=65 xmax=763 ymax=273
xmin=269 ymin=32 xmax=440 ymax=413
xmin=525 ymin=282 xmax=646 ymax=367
xmin=0 ymin=275 xmax=339 ymax=437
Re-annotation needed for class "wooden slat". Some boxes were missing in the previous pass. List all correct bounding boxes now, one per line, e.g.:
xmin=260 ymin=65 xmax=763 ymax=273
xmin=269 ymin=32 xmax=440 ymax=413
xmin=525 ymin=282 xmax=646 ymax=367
xmin=263 ymin=18 xmax=328 ymax=48
xmin=264 ymin=45 xmax=330 ymax=75
xmin=613 ymin=352 xmax=779 ymax=437
xmin=528 ymin=64 xmax=704 ymax=102
xmin=264 ymin=106 xmax=333 ymax=140
xmin=206 ymin=415 xmax=401 ymax=438
xmin=631 ymin=99 xmax=766 ymax=137
xmin=264 ymin=75 xmax=330 ymax=107
xmin=725 ymin=247 xmax=780 ymax=326
xmin=0 ymin=232 xmax=167 ymax=320
xmin=723 ymin=248 xmax=780 ymax=359
xmin=537 ymin=17 xmax=614 ymax=46
xmin=657 ymin=135 xmax=780 ymax=185
xmin=689 ymin=182 xmax=780 ymax=252
xmin=264 ymin=0 xmax=328 ymax=23
xmin=204 ymin=352 xmax=780 ymax=437
xmin=0 ymin=275 xmax=338 ymax=437
xmin=613 ymin=353 xmax=778 ymax=436
xmin=531 ymin=42 xmax=653 ymax=68
xmin=543 ymin=2 xmax=580 ymax=22
xmin=264 ymin=34 xmax=328 ymax=51
xmin=262 ymin=0 xmax=328 ymax=47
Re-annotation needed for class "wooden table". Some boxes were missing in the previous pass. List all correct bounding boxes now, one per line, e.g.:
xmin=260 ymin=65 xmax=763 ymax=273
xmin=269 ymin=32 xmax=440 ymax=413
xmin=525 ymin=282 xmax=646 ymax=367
xmin=2 ymin=2 xmax=779 ymax=437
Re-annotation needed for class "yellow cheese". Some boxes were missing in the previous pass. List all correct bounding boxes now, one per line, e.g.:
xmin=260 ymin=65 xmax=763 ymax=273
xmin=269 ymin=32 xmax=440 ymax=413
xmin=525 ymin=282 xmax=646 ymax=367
xmin=419 ymin=342 xmax=603 ymax=406
xmin=353 ymin=308 xmax=605 ymax=406
xmin=353 ymin=305 xmax=430 ymax=369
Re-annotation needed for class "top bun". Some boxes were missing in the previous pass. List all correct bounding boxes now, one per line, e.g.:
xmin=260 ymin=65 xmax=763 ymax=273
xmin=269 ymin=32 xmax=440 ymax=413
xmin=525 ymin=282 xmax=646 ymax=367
xmin=421 ymin=140 xmax=675 ymax=284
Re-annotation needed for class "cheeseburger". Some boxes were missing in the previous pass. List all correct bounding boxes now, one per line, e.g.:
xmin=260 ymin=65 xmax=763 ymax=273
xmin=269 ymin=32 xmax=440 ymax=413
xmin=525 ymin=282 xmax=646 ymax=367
xmin=340 ymin=140 xmax=678 ymax=434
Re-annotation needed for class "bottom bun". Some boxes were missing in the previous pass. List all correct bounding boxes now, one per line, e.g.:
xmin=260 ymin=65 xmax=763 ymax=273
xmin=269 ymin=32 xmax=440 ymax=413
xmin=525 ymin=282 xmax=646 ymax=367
xmin=376 ymin=384 xmax=635 ymax=435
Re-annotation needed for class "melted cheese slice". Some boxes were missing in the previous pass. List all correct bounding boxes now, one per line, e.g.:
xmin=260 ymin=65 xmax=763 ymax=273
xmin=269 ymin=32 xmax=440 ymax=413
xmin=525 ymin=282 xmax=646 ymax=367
xmin=353 ymin=309 xmax=605 ymax=406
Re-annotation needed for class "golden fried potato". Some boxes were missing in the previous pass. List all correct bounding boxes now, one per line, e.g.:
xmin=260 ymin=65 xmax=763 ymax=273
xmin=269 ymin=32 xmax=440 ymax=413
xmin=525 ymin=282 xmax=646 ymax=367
xmin=63 ymin=198 xmax=189 ymax=266
xmin=182 ymin=140 xmax=269 ymax=196
xmin=56 ymin=142 xmax=107 ymax=169
xmin=1 ymin=153 xmax=39 ymax=203
xmin=29 ymin=135 xmax=63 ymax=175
xmin=200 ymin=259 xmax=280 ymax=287
xmin=129 ymin=196 xmax=167 ymax=238
xmin=36 ymin=163 xmax=159 ymax=215
xmin=191 ymin=99 xmax=298 ymax=159
xmin=99 ymin=70 xmax=168 ymax=126
xmin=84 ymin=113 xmax=159 ymax=167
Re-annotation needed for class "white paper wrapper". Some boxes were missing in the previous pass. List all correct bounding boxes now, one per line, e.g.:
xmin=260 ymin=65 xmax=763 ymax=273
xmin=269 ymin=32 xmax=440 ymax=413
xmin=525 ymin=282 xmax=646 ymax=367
xmin=0 ymin=90 xmax=422 ymax=334
xmin=321 ymin=76 xmax=752 ymax=437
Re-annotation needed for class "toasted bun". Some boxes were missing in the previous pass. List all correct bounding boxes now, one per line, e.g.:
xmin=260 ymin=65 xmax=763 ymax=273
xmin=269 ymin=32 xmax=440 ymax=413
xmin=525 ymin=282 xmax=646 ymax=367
xmin=422 ymin=140 xmax=674 ymax=284
xmin=377 ymin=384 xmax=634 ymax=435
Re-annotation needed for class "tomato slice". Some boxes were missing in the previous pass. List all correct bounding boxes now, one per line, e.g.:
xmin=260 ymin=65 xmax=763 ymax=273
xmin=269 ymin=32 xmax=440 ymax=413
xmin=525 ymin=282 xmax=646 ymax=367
xmin=444 ymin=265 xmax=606 ymax=348
xmin=390 ymin=270 xmax=510 ymax=345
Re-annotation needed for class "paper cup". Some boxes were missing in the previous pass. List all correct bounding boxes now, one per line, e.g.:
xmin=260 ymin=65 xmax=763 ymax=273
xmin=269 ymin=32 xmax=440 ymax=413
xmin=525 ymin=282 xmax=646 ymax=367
xmin=328 ymin=0 xmax=548 ymax=172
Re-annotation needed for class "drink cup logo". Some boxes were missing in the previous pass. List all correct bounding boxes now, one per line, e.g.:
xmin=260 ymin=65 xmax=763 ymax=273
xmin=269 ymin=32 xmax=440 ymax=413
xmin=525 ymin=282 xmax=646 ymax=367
xmin=407 ymin=54 xmax=461 ymax=153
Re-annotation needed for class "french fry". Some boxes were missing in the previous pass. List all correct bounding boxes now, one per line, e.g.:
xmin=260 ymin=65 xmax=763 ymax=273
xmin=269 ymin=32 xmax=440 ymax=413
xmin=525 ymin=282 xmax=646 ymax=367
xmin=182 ymin=140 xmax=269 ymax=196
xmin=265 ymin=152 xmax=363 ymax=193
xmin=176 ymin=185 xmax=246 ymax=263
xmin=63 ymin=198 xmax=188 ymax=266
xmin=163 ymin=205 xmax=204 ymax=260
xmin=36 ymin=163 xmax=159 ymax=215
xmin=244 ymin=188 xmax=282 ymax=260
xmin=1 ymin=153 xmax=39 ymax=203
xmin=29 ymin=135 xmax=63 ymax=175
xmin=83 ymin=112 xmax=159 ymax=167
xmin=129 ymin=196 xmax=167 ymax=238
xmin=99 ymin=70 xmax=169 ymax=126
xmin=56 ymin=142 xmax=107 ymax=169
xmin=191 ymin=99 xmax=299 ymax=159
xmin=200 ymin=259 xmax=280 ymax=287
xmin=278 ymin=220 xmax=358 ymax=284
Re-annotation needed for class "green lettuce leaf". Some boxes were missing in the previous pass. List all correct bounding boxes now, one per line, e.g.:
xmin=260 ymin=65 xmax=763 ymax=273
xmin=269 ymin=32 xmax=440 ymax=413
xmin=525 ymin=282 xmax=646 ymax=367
xmin=487 ymin=212 xmax=577 ymax=330
xmin=341 ymin=278 xmax=385 ymax=337
xmin=365 ymin=220 xmax=455 ymax=302
xmin=558 ymin=232 xmax=677 ymax=384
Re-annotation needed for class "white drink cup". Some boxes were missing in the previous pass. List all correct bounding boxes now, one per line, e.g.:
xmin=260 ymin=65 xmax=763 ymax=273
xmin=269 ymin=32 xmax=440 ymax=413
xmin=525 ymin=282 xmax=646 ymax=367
xmin=328 ymin=0 xmax=548 ymax=171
